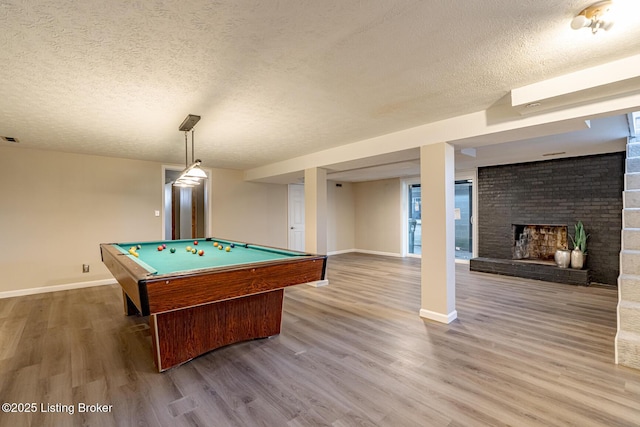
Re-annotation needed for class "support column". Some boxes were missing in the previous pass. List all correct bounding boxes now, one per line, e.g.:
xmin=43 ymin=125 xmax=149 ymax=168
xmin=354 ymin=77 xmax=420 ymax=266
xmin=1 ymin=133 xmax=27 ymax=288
xmin=304 ymin=167 xmax=328 ymax=255
xmin=419 ymin=143 xmax=457 ymax=323
xmin=304 ymin=168 xmax=329 ymax=287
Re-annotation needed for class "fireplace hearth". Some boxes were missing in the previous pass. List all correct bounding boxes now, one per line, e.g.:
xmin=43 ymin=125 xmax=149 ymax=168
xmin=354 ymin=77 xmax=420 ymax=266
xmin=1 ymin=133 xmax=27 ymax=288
xmin=471 ymin=222 xmax=588 ymax=285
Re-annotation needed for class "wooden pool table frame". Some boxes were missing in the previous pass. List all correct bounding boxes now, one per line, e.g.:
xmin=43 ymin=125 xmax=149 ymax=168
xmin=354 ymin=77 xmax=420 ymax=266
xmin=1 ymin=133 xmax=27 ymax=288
xmin=100 ymin=241 xmax=327 ymax=372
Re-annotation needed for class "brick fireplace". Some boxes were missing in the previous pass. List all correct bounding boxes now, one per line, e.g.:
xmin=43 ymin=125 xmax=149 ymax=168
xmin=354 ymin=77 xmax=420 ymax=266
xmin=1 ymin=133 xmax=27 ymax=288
xmin=470 ymin=152 xmax=625 ymax=286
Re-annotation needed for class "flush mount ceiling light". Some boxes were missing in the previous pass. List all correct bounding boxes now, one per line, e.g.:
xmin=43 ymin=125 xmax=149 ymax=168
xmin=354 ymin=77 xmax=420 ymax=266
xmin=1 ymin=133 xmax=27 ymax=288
xmin=173 ymin=114 xmax=208 ymax=188
xmin=571 ymin=1 xmax=614 ymax=34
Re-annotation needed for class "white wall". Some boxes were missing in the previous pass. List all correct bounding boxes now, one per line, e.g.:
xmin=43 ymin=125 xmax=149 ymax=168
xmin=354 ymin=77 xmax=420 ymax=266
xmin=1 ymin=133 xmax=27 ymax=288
xmin=0 ymin=147 xmax=288 ymax=294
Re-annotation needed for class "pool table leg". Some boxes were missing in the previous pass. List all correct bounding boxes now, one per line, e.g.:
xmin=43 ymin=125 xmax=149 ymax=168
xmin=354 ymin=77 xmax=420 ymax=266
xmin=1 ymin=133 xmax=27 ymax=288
xmin=149 ymin=289 xmax=285 ymax=372
xmin=123 ymin=290 xmax=140 ymax=316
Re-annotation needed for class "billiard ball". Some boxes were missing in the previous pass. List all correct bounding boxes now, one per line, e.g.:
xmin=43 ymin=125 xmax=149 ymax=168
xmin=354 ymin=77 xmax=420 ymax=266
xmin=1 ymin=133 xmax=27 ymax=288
xmin=213 ymin=242 xmax=219 ymax=247
xmin=132 ymin=252 xmax=139 ymax=257
xmin=198 ymin=250 xmax=204 ymax=256
xmin=137 ymin=245 xmax=141 ymax=250
xmin=186 ymin=246 xmax=192 ymax=252
xmin=218 ymin=245 xmax=223 ymax=250
xmin=230 ymin=243 xmax=235 ymax=248
xmin=157 ymin=246 xmax=163 ymax=251
xmin=225 ymin=246 xmax=230 ymax=252
xmin=191 ymin=248 xmax=197 ymax=254
xmin=162 ymin=244 xmax=167 ymax=249
xmin=194 ymin=240 xmax=198 ymax=245
xmin=170 ymin=248 xmax=176 ymax=253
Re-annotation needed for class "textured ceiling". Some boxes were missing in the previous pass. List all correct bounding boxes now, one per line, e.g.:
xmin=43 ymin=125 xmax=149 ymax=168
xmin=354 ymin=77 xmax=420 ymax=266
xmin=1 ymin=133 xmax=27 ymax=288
xmin=1 ymin=0 xmax=640 ymax=171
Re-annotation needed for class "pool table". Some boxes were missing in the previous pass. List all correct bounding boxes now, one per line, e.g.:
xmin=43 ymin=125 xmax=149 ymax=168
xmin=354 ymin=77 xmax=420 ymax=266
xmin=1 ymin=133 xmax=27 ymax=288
xmin=100 ymin=238 xmax=327 ymax=371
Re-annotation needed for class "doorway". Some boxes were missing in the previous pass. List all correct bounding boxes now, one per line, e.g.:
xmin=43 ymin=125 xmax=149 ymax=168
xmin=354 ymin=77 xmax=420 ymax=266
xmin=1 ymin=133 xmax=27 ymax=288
xmin=163 ymin=167 xmax=209 ymax=240
xmin=407 ymin=183 xmax=422 ymax=255
xmin=403 ymin=175 xmax=475 ymax=259
xmin=454 ymin=179 xmax=473 ymax=260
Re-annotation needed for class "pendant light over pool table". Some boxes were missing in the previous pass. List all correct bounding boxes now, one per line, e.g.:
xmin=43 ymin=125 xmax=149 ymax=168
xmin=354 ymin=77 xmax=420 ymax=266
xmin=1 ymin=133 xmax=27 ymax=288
xmin=173 ymin=114 xmax=207 ymax=187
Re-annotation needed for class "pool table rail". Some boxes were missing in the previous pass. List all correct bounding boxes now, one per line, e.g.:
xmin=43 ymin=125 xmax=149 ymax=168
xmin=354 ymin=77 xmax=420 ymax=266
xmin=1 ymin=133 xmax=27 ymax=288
xmin=144 ymin=256 xmax=326 ymax=313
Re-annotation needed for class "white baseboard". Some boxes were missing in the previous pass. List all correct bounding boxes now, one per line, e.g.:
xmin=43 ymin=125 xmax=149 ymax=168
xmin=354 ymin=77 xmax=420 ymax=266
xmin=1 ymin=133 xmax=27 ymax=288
xmin=328 ymin=250 xmax=472 ymax=262
xmin=327 ymin=249 xmax=356 ymax=256
xmin=327 ymin=249 xmax=403 ymax=258
xmin=419 ymin=308 xmax=458 ymax=324
xmin=0 ymin=278 xmax=117 ymax=299
xmin=356 ymin=249 xmax=402 ymax=258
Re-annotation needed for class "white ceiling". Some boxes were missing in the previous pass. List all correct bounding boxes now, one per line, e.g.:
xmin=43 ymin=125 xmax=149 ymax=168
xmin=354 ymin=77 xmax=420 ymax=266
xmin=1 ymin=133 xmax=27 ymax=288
xmin=1 ymin=0 xmax=639 ymax=181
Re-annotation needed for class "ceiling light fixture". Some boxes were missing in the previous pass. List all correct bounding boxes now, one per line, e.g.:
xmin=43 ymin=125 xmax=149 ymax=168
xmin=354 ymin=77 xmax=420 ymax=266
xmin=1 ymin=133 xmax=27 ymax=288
xmin=571 ymin=1 xmax=614 ymax=34
xmin=173 ymin=114 xmax=207 ymax=188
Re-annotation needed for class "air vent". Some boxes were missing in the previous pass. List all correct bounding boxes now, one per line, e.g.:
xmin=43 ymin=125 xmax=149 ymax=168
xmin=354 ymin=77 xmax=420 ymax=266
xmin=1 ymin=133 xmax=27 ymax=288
xmin=1 ymin=136 xmax=19 ymax=143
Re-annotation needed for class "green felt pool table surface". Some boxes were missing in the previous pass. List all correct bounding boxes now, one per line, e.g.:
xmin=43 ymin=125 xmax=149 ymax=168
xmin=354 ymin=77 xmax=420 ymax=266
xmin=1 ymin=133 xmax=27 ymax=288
xmin=114 ymin=238 xmax=307 ymax=276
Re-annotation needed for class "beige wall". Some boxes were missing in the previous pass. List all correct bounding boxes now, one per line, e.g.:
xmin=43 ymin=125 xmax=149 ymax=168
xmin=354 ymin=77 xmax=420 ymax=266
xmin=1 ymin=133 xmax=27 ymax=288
xmin=0 ymin=146 xmax=162 ymax=293
xmin=353 ymin=178 xmax=402 ymax=255
xmin=210 ymin=168 xmax=287 ymax=247
xmin=327 ymin=181 xmax=355 ymax=253
xmin=0 ymin=147 xmax=288 ymax=294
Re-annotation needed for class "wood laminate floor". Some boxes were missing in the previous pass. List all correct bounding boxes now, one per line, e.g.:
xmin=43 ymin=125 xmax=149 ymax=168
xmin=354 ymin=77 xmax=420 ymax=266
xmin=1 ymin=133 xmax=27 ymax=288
xmin=1 ymin=253 xmax=639 ymax=426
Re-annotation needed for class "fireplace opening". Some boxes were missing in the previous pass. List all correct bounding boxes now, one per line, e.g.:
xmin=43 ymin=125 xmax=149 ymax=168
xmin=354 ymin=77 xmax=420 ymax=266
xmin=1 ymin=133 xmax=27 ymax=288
xmin=512 ymin=224 xmax=568 ymax=263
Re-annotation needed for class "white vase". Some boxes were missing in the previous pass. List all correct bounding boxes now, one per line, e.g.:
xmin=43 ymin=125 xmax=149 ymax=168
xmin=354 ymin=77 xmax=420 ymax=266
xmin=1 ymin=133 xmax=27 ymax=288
xmin=554 ymin=249 xmax=571 ymax=268
xmin=571 ymin=249 xmax=585 ymax=269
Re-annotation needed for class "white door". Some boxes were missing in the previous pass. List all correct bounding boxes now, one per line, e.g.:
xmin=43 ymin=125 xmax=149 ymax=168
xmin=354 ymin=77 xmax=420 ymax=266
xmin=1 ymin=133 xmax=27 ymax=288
xmin=288 ymin=184 xmax=305 ymax=251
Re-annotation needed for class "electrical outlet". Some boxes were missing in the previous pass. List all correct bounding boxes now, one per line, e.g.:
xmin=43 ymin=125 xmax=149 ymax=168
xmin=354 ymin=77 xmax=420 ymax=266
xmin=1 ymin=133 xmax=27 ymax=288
xmin=83 ymin=264 xmax=90 ymax=273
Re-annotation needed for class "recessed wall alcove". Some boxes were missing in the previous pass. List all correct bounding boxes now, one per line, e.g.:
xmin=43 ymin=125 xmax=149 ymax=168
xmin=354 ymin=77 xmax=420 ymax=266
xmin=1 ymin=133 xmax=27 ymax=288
xmin=470 ymin=152 xmax=624 ymax=286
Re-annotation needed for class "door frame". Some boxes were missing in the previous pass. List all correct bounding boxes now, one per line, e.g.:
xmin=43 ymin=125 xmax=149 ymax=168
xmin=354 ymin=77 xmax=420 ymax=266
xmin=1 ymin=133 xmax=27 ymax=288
xmin=402 ymin=171 xmax=478 ymax=260
xmin=401 ymin=177 xmax=421 ymax=258
xmin=161 ymin=165 xmax=212 ymax=240
xmin=287 ymin=184 xmax=305 ymax=251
